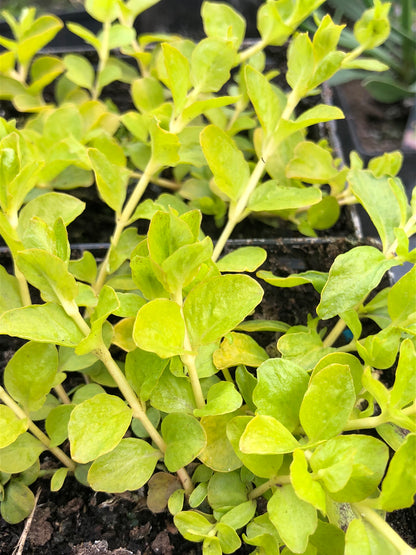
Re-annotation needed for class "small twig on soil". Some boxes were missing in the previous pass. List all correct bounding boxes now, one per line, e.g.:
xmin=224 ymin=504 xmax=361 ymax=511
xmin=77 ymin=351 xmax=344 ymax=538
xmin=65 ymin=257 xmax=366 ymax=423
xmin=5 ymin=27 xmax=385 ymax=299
xmin=12 ymin=488 xmax=41 ymax=555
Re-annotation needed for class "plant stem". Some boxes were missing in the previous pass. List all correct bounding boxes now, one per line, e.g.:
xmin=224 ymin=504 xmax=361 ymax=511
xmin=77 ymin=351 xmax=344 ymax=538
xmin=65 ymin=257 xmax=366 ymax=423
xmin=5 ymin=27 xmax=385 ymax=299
xmin=238 ymin=40 xmax=267 ymax=64
xmin=353 ymin=501 xmax=416 ymax=554
xmin=15 ymin=264 xmax=32 ymax=306
xmin=212 ymin=157 xmax=266 ymax=262
xmin=0 ymin=386 xmax=76 ymax=470
xmin=174 ymin=291 xmax=205 ymax=410
xmin=54 ymin=384 xmax=71 ymax=404
xmin=92 ymin=19 xmax=110 ymax=100
xmin=322 ymin=318 xmax=347 ymax=348
xmin=222 ymin=368 xmax=234 ymax=383
xmin=248 ymin=474 xmax=292 ymax=500
xmin=93 ymin=165 xmax=154 ymax=293
xmin=343 ymin=413 xmax=386 ymax=431
xmin=385 ymin=214 xmax=416 ymax=258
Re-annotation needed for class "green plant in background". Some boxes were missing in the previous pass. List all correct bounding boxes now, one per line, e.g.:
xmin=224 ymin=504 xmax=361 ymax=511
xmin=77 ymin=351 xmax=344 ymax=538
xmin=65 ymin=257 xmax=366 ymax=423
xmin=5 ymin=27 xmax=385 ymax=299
xmin=305 ymin=0 xmax=416 ymax=102
xmin=0 ymin=0 xmax=395 ymax=240
xmin=0 ymin=1 xmax=415 ymax=554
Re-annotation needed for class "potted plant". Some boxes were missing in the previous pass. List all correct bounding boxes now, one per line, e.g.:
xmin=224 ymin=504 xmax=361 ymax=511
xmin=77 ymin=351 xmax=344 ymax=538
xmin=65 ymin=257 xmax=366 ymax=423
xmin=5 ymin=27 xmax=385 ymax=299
xmin=0 ymin=1 xmax=415 ymax=553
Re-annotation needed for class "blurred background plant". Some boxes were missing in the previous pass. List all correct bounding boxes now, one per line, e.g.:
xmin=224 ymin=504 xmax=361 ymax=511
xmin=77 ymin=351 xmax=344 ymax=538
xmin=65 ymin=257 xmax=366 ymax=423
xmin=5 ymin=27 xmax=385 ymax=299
xmin=305 ymin=0 xmax=416 ymax=103
xmin=0 ymin=0 xmax=83 ymax=19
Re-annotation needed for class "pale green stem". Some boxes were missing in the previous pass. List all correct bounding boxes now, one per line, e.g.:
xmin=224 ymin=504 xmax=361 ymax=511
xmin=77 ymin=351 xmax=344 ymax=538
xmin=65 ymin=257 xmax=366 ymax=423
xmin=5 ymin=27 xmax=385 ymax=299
xmin=54 ymin=384 xmax=71 ymax=404
xmin=130 ymin=172 xmax=180 ymax=191
xmin=322 ymin=318 xmax=347 ymax=348
xmin=211 ymin=88 xmax=301 ymax=262
xmin=95 ymin=345 xmax=194 ymax=495
xmin=353 ymin=502 xmax=416 ymax=554
xmin=385 ymin=214 xmax=416 ymax=259
xmin=15 ymin=264 xmax=31 ymax=306
xmin=343 ymin=413 xmax=386 ymax=431
xmin=92 ymin=19 xmax=111 ymax=100
xmin=248 ymin=474 xmax=292 ymax=500
xmin=0 ymin=386 xmax=76 ymax=471
xmin=174 ymin=291 xmax=205 ymax=410
xmin=212 ymin=157 xmax=266 ymax=262
xmin=222 ymin=368 xmax=234 ymax=383
xmin=93 ymin=165 xmax=154 ymax=293
xmin=238 ymin=40 xmax=268 ymax=64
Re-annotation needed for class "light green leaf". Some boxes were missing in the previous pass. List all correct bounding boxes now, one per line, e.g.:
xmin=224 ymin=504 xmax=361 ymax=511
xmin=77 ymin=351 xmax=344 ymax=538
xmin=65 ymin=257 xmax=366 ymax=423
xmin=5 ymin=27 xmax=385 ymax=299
xmin=220 ymin=500 xmax=257 ymax=530
xmin=4 ymin=342 xmax=59 ymax=412
xmin=200 ymin=124 xmax=249 ymax=202
xmin=287 ymin=32 xmax=314 ymax=94
xmin=64 ymin=54 xmax=94 ymax=90
xmin=0 ymin=303 xmax=85 ymax=346
xmin=0 ymin=480 xmax=35 ymax=524
xmin=245 ymin=65 xmax=283 ymax=137
xmin=161 ymin=42 xmax=190 ymax=114
xmin=133 ymin=299 xmax=185 ymax=358
xmin=149 ymin=119 xmax=180 ymax=170
xmin=268 ymin=484 xmax=317 ymax=553
xmin=162 ymin=237 xmax=213 ymax=291
xmin=286 ymin=142 xmax=339 ymax=183
xmin=45 ymin=404 xmax=74 ymax=447
xmin=300 ymin=364 xmax=355 ymax=442
xmin=379 ymin=434 xmax=416 ymax=511
xmin=349 ymin=170 xmax=404 ymax=252
xmin=258 ymin=269 xmax=328 ymax=293
xmin=248 ymin=181 xmax=322 ymax=212
xmin=131 ymin=77 xmax=164 ymax=113
xmin=0 ymin=433 xmax=44 ymax=473
xmin=388 ymin=265 xmax=416 ymax=326
xmin=345 ymin=518 xmax=399 ymax=555
xmin=239 ymin=414 xmax=299 ymax=454
xmin=174 ymin=511 xmax=215 ymax=542
xmin=150 ymin=371 xmax=196 ymax=414
xmin=390 ymin=339 xmax=416 ymax=409
xmin=51 ymin=467 xmax=69 ymax=491
xmin=190 ymin=37 xmax=236 ymax=93
xmin=68 ymin=393 xmax=132 ymax=463
xmin=85 ymin=0 xmax=119 ymax=22
xmin=0 ymin=406 xmax=28 ymax=449
xmin=184 ymin=274 xmax=263 ymax=346
xmin=0 ymin=265 xmax=22 ymax=313
xmin=88 ymin=148 xmax=130 ymax=214
xmin=318 ymin=247 xmax=396 ymax=319
xmin=161 ymin=413 xmax=206 ymax=472
xmin=290 ymin=449 xmax=326 ymax=513
xmin=17 ymin=192 xmax=85 ymax=236
xmin=310 ymin=435 xmax=389 ymax=502
xmin=16 ymin=249 xmax=78 ymax=305
xmin=199 ymin=414 xmax=243 ymax=472
xmin=217 ymin=247 xmax=267 ymax=273
xmin=227 ymin=415 xmax=283 ymax=479
xmin=194 ymin=381 xmax=242 ymax=417
xmin=213 ymin=332 xmax=268 ymax=370
xmin=253 ymin=358 xmax=309 ymax=432
xmin=202 ymin=1 xmax=246 ymax=49
xmin=88 ymin=438 xmax=160 ymax=492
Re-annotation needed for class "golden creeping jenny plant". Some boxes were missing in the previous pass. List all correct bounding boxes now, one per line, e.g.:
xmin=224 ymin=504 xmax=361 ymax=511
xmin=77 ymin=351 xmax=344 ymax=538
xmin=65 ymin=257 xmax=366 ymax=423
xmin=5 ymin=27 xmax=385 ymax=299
xmin=0 ymin=1 xmax=416 ymax=554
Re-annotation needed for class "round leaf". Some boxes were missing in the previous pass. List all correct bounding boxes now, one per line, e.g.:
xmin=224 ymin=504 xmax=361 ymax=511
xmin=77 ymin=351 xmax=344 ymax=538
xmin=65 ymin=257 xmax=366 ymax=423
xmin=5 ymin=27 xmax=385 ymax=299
xmin=68 ymin=393 xmax=132 ymax=463
xmin=88 ymin=438 xmax=160 ymax=492
xmin=161 ymin=413 xmax=206 ymax=472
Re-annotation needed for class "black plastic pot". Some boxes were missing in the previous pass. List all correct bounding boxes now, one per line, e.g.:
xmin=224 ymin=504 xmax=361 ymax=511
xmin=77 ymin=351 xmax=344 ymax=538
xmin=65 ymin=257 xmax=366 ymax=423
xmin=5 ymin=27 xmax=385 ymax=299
xmin=333 ymin=84 xmax=416 ymax=200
